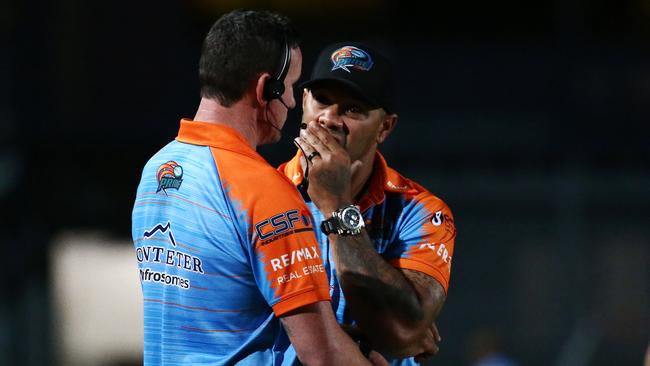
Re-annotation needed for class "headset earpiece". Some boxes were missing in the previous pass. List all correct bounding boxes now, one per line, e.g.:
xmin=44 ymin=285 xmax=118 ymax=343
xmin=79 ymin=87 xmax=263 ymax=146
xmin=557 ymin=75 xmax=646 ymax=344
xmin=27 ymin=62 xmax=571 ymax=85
xmin=263 ymin=80 xmax=285 ymax=101
xmin=263 ymin=38 xmax=291 ymax=101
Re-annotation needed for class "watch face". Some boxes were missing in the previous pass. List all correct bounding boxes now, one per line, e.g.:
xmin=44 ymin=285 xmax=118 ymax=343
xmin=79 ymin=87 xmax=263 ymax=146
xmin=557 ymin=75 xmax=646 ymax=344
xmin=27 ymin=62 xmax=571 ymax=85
xmin=341 ymin=207 xmax=363 ymax=229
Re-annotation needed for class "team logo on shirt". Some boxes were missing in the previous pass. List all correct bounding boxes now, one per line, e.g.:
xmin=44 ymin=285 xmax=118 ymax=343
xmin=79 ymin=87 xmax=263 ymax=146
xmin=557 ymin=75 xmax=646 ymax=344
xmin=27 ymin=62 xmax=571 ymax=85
xmin=255 ymin=209 xmax=314 ymax=245
xmin=137 ymin=221 xmax=205 ymax=290
xmin=143 ymin=221 xmax=177 ymax=247
xmin=431 ymin=211 xmax=444 ymax=226
xmin=156 ymin=161 xmax=183 ymax=193
xmin=331 ymin=46 xmax=374 ymax=73
xmin=431 ymin=210 xmax=456 ymax=236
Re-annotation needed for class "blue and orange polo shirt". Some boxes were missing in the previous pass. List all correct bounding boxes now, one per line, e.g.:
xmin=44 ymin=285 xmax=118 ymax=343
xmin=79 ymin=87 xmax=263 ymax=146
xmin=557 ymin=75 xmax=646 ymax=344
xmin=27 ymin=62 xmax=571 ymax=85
xmin=132 ymin=119 xmax=330 ymax=365
xmin=278 ymin=150 xmax=457 ymax=366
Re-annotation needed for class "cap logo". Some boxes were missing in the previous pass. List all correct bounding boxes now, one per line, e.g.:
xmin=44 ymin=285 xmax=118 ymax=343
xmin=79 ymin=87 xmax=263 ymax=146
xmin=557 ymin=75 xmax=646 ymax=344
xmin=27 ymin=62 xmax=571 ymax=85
xmin=330 ymin=46 xmax=374 ymax=73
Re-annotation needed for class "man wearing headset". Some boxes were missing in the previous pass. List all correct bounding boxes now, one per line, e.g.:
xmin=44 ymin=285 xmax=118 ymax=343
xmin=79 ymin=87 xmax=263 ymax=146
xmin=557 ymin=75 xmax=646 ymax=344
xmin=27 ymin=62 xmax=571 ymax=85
xmin=132 ymin=10 xmax=382 ymax=365
xmin=282 ymin=42 xmax=457 ymax=365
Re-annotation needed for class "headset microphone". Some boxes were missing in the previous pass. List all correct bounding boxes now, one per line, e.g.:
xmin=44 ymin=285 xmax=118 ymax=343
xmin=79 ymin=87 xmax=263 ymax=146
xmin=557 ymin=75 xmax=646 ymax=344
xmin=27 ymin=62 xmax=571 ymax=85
xmin=264 ymin=110 xmax=284 ymax=133
xmin=277 ymin=97 xmax=290 ymax=110
xmin=263 ymin=94 xmax=291 ymax=134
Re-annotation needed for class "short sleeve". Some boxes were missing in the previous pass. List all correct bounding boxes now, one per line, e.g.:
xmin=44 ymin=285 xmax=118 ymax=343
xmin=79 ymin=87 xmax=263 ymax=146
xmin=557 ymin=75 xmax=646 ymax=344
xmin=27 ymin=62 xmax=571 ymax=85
xmin=212 ymin=149 xmax=331 ymax=317
xmin=249 ymin=192 xmax=331 ymax=316
xmin=384 ymin=194 xmax=457 ymax=294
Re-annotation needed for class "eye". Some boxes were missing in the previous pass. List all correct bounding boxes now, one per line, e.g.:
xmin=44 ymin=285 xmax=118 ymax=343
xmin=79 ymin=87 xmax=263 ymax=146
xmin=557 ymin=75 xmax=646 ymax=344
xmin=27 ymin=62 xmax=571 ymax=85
xmin=346 ymin=105 xmax=361 ymax=114
xmin=343 ymin=104 xmax=368 ymax=118
xmin=311 ymin=92 xmax=331 ymax=106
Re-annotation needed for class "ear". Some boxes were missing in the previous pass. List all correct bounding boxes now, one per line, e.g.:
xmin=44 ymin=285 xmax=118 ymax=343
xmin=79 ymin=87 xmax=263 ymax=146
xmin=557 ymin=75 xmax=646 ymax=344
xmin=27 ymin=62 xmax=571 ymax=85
xmin=302 ymin=88 xmax=309 ymax=111
xmin=255 ymin=73 xmax=271 ymax=106
xmin=377 ymin=113 xmax=398 ymax=144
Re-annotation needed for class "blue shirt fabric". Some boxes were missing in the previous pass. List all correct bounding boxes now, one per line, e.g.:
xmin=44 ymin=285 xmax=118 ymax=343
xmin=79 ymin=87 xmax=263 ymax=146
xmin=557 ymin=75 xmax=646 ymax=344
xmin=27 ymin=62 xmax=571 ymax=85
xmin=278 ymin=151 xmax=457 ymax=365
xmin=132 ymin=120 xmax=330 ymax=365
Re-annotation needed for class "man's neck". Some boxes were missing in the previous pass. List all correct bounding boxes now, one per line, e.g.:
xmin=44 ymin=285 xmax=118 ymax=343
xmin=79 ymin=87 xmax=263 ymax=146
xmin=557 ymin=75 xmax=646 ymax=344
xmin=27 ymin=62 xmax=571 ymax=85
xmin=193 ymin=97 xmax=258 ymax=148
xmin=350 ymin=150 xmax=377 ymax=201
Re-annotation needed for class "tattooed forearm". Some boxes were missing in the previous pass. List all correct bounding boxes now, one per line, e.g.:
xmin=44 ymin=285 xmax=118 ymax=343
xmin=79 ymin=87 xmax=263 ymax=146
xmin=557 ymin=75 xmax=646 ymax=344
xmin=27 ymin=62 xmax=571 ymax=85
xmin=327 ymin=230 xmax=449 ymax=356
xmin=330 ymin=232 xmax=423 ymax=322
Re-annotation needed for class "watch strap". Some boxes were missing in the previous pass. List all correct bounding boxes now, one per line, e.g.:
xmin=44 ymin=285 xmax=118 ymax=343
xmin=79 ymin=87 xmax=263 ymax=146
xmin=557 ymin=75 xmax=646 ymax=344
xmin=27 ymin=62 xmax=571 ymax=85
xmin=320 ymin=218 xmax=337 ymax=235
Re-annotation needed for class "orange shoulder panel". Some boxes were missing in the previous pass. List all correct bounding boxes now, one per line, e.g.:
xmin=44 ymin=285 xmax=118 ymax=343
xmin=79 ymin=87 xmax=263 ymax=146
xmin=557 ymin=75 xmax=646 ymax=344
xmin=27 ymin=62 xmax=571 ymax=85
xmin=210 ymin=147 xmax=330 ymax=315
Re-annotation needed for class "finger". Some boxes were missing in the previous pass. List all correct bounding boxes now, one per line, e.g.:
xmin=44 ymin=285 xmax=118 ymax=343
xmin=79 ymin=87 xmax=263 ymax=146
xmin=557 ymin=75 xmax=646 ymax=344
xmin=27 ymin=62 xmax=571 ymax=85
xmin=293 ymin=137 xmax=312 ymax=155
xmin=424 ymin=340 xmax=439 ymax=355
xmin=414 ymin=352 xmax=435 ymax=363
xmin=294 ymin=137 xmax=318 ymax=165
xmin=422 ymin=327 xmax=439 ymax=355
xmin=351 ymin=160 xmax=364 ymax=176
xmin=298 ymin=124 xmax=330 ymax=153
xmin=299 ymin=127 xmax=333 ymax=160
xmin=305 ymin=120 xmax=347 ymax=149
xmin=367 ymin=351 xmax=389 ymax=366
xmin=305 ymin=120 xmax=342 ymax=152
xmin=431 ymin=322 xmax=441 ymax=342
xmin=300 ymin=120 xmax=347 ymax=153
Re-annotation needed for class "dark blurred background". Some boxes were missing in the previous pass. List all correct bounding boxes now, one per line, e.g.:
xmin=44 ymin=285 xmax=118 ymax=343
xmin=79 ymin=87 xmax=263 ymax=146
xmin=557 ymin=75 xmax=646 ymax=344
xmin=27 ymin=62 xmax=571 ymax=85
xmin=3 ymin=0 xmax=649 ymax=365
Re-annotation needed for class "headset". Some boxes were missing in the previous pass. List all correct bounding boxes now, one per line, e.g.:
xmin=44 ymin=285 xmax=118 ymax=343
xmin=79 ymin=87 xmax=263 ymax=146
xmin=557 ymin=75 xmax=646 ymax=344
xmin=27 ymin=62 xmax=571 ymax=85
xmin=263 ymin=38 xmax=291 ymax=102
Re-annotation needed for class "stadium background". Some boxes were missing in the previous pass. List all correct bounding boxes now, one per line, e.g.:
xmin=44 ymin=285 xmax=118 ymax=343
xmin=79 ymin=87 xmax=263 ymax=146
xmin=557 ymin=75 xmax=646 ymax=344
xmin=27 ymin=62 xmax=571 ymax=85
xmin=2 ymin=0 xmax=649 ymax=365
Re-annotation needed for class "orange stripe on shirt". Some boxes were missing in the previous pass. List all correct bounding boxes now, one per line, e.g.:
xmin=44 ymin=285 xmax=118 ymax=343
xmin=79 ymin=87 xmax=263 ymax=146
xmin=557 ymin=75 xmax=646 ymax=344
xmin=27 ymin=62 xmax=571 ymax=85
xmin=203 ymin=272 xmax=246 ymax=278
xmin=143 ymin=298 xmax=251 ymax=313
xmin=180 ymin=325 xmax=257 ymax=333
xmin=134 ymin=201 xmax=170 ymax=206
xmin=137 ymin=192 xmax=232 ymax=221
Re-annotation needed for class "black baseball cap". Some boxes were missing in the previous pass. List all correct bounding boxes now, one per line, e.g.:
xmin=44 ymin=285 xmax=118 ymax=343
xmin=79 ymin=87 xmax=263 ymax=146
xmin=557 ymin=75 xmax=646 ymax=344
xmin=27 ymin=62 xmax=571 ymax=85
xmin=300 ymin=42 xmax=396 ymax=113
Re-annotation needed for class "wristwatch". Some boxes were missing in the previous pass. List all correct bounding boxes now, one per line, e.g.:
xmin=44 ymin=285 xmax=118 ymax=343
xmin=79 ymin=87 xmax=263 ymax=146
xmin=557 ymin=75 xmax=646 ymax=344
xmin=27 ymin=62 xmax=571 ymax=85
xmin=320 ymin=205 xmax=365 ymax=236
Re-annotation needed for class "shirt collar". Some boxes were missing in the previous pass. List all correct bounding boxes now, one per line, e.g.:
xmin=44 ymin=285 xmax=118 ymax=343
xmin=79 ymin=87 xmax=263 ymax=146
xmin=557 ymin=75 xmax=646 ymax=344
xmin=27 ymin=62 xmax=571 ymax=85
xmin=278 ymin=150 xmax=419 ymax=212
xmin=176 ymin=119 xmax=265 ymax=162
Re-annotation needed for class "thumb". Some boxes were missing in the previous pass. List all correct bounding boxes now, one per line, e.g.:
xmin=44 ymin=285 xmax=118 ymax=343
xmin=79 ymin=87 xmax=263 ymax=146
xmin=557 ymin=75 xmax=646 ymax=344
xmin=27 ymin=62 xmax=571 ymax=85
xmin=367 ymin=350 xmax=389 ymax=366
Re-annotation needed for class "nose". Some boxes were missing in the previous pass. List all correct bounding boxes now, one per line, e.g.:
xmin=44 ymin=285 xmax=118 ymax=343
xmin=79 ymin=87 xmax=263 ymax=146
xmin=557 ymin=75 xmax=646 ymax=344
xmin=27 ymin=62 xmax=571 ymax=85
xmin=316 ymin=104 xmax=345 ymax=132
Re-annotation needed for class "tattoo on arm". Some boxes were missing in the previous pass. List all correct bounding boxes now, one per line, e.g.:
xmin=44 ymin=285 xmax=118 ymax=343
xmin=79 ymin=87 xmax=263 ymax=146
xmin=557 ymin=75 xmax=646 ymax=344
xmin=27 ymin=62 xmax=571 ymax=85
xmin=332 ymin=233 xmax=424 ymax=322
xmin=401 ymin=269 xmax=446 ymax=319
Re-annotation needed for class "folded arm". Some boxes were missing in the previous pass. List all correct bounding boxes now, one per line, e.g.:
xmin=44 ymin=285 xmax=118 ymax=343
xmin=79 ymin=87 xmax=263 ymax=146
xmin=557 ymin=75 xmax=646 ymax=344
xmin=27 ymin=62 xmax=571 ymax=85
xmin=330 ymin=232 xmax=446 ymax=357
xmin=280 ymin=301 xmax=378 ymax=365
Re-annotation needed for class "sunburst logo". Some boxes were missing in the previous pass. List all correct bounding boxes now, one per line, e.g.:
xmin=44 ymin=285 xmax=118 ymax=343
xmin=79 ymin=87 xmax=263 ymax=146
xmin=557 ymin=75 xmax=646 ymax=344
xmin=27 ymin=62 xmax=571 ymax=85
xmin=330 ymin=46 xmax=374 ymax=73
xmin=431 ymin=211 xmax=443 ymax=226
xmin=156 ymin=161 xmax=183 ymax=193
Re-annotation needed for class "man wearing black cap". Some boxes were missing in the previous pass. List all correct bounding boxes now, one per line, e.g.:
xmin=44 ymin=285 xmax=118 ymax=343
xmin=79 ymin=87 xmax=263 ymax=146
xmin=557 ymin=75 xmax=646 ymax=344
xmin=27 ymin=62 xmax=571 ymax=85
xmin=280 ymin=42 xmax=457 ymax=365
xmin=132 ymin=11 xmax=385 ymax=365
